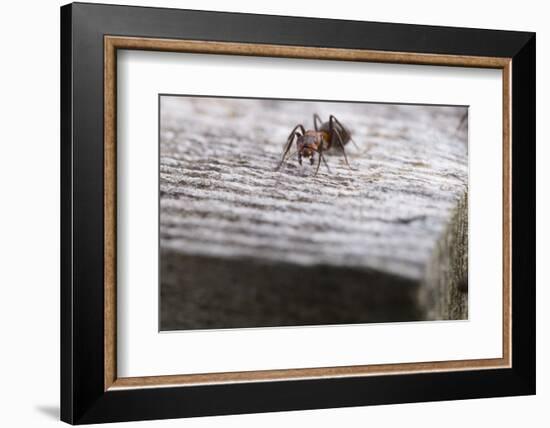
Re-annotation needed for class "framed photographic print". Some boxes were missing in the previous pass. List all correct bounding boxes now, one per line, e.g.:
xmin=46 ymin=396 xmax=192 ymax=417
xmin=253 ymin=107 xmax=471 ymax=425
xmin=60 ymin=2 xmax=535 ymax=424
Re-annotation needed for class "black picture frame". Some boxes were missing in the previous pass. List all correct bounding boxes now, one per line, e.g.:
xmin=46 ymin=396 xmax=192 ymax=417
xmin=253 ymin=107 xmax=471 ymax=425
xmin=61 ymin=2 xmax=535 ymax=424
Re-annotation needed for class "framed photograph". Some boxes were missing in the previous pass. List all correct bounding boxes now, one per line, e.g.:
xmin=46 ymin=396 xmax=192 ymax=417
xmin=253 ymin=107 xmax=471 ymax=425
xmin=60 ymin=2 xmax=535 ymax=424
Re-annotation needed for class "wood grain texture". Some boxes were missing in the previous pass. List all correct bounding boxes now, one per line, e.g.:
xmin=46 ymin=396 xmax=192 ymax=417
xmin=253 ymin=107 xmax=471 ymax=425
xmin=159 ymin=97 xmax=469 ymax=329
xmin=111 ymin=356 xmax=505 ymax=389
xmin=106 ymin=36 xmax=510 ymax=68
xmin=104 ymin=37 xmax=117 ymax=391
xmin=502 ymin=62 xmax=512 ymax=363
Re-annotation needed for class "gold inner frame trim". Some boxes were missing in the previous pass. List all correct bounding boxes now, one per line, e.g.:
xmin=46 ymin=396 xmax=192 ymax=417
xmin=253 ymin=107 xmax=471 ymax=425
xmin=104 ymin=35 xmax=512 ymax=391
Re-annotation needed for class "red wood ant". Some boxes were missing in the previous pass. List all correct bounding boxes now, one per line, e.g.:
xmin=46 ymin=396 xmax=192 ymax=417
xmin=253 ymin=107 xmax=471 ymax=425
xmin=275 ymin=114 xmax=355 ymax=175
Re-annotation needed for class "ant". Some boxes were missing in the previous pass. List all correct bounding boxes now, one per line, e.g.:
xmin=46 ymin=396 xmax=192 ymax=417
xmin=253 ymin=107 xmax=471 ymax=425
xmin=275 ymin=114 xmax=355 ymax=175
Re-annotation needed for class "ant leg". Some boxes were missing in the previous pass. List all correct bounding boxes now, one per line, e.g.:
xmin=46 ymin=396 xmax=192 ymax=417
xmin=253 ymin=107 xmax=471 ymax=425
xmin=329 ymin=115 xmax=359 ymax=149
xmin=281 ymin=149 xmax=299 ymax=167
xmin=349 ymin=136 xmax=360 ymax=150
xmin=281 ymin=125 xmax=305 ymax=151
xmin=275 ymin=124 xmax=304 ymax=171
xmin=320 ymin=152 xmax=331 ymax=173
xmin=327 ymin=116 xmax=352 ymax=170
xmin=333 ymin=128 xmax=353 ymax=170
xmin=275 ymin=132 xmax=297 ymax=170
xmin=314 ymin=152 xmax=322 ymax=176
xmin=313 ymin=114 xmax=323 ymax=131
xmin=314 ymin=143 xmax=327 ymax=176
xmin=329 ymin=115 xmax=346 ymax=133
xmin=285 ymin=149 xmax=299 ymax=160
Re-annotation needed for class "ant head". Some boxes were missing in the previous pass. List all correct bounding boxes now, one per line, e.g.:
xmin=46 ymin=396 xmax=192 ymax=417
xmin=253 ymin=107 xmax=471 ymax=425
xmin=297 ymin=132 xmax=320 ymax=157
xmin=301 ymin=147 xmax=314 ymax=159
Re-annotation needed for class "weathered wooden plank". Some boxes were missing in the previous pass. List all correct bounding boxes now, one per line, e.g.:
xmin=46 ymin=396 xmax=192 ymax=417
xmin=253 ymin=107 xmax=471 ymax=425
xmin=159 ymin=96 xmax=468 ymax=330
